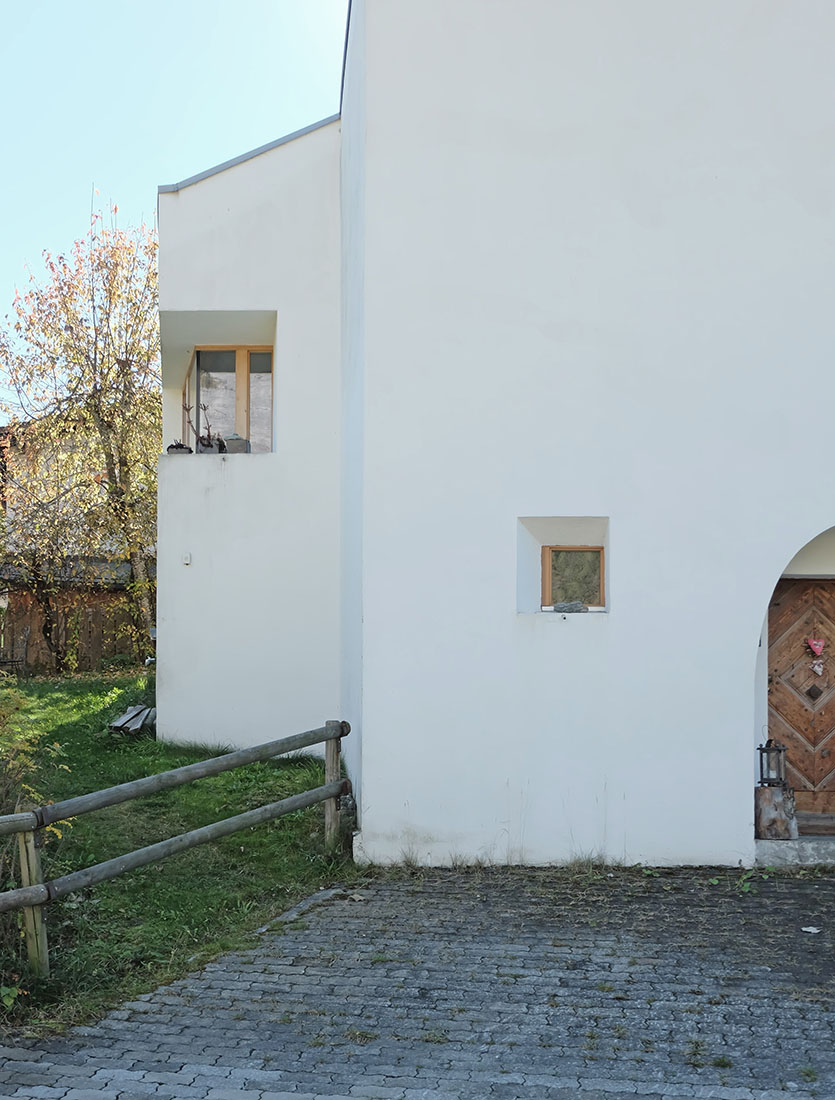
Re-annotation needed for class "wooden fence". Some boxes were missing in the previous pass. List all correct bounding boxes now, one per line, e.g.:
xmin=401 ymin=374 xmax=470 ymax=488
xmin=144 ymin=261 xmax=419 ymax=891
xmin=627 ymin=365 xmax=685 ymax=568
xmin=0 ymin=720 xmax=351 ymax=977
xmin=0 ymin=588 xmax=136 ymax=673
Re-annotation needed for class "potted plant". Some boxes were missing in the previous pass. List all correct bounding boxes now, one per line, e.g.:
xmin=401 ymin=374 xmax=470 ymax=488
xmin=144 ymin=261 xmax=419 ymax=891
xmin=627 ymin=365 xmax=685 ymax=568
xmin=166 ymin=440 xmax=193 ymax=454
xmin=183 ymin=403 xmax=227 ymax=454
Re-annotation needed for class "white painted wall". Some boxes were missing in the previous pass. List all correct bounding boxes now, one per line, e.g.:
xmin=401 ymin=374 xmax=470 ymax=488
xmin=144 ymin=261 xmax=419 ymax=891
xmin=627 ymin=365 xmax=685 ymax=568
xmin=157 ymin=120 xmax=342 ymax=748
xmin=345 ymin=0 xmax=835 ymax=865
xmin=157 ymin=456 xmax=339 ymax=746
xmin=156 ymin=2 xmax=835 ymax=864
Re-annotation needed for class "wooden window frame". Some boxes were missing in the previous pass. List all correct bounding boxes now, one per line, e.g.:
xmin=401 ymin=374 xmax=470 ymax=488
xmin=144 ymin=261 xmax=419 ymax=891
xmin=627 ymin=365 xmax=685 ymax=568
xmin=181 ymin=351 xmax=195 ymax=442
xmin=182 ymin=345 xmax=273 ymax=449
xmin=541 ymin=545 xmax=605 ymax=608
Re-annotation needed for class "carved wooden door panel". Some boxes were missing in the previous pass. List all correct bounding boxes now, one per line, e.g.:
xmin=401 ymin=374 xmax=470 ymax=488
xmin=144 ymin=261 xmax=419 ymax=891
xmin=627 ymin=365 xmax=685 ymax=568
xmin=768 ymin=579 xmax=835 ymax=820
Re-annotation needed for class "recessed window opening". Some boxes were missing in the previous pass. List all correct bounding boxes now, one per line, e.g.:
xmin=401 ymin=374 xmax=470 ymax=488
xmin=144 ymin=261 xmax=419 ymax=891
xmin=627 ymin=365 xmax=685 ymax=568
xmin=183 ymin=347 xmax=273 ymax=453
xmin=541 ymin=545 xmax=605 ymax=609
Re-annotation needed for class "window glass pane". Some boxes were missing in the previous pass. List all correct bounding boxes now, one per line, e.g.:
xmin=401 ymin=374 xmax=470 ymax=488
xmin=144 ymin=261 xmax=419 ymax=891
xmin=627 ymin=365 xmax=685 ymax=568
xmin=249 ymin=352 xmax=272 ymax=374
xmin=550 ymin=549 xmax=602 ymax=605
xmin=198 ymin=350 xmax=236 ymax=373
xmin=196 ymin=351 xmax=236 ymax=442
xmin=249 ymin=353 xmax=272 ymax=453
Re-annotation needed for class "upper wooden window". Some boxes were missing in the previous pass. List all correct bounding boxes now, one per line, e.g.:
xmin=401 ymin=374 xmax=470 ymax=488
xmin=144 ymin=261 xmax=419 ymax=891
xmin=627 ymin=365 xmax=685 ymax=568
xmin=541 ymin=546 xmax=604 ymax=608
xmin=183 ymin=346 xmax=273 ymax=453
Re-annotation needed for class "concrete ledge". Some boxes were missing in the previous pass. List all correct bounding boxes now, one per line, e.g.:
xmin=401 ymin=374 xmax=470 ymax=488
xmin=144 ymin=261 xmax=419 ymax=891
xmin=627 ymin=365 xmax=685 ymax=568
xmin=756 ymin=837 xmax=835 ymax=866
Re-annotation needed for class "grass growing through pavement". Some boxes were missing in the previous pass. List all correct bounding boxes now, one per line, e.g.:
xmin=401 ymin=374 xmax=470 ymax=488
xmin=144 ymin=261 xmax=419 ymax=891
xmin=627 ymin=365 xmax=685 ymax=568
xmin=2 ymin=672 xmax=362 ymax=1033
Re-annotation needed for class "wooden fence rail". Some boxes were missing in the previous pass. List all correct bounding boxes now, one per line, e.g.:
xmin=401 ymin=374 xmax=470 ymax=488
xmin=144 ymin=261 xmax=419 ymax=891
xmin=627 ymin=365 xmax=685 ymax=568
xmin=0 ymin=719 xmax=351 ymax=978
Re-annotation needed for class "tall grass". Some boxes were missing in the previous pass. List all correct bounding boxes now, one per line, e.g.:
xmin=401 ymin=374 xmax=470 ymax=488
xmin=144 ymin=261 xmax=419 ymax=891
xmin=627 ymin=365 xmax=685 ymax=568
xmin=0 ymin=672 xmax=361 ymax=1033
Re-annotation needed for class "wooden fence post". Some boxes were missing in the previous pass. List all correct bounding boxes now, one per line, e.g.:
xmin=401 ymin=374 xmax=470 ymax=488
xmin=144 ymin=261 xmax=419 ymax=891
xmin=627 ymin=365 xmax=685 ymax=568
xmin=324 ymin=720 xmax=341 ymax=850
xmin=17 ymin=820 xmax=49 ymax=977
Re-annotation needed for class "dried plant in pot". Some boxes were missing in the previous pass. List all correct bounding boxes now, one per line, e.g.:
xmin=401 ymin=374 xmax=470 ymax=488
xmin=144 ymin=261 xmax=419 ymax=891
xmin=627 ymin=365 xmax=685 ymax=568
xmin=183 ymin=403 xmax=227 ymax=454
xmin=166 ymin=440 xmax=193 ymax=455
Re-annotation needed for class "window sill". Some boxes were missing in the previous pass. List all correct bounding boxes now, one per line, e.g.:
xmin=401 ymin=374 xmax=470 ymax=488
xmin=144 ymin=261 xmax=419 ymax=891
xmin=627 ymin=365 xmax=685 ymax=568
xmin=517 ymin=607 xmax=608 ymax=616
xmin=540 ymin=605 xmax=607 ymax=614
xmin=161 ymin=450 xmax=275 ymax=457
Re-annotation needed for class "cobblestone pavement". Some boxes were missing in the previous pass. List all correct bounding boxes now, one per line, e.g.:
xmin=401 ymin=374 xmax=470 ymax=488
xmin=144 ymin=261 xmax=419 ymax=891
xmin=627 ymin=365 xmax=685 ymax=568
xmin=2 ymin=867 xmax=835 ymax=1100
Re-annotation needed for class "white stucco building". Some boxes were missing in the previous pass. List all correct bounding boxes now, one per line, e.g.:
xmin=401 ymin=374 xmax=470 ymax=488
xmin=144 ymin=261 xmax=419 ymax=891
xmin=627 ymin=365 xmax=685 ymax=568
xmin=157 ymin=1 xmax=835 ymax=867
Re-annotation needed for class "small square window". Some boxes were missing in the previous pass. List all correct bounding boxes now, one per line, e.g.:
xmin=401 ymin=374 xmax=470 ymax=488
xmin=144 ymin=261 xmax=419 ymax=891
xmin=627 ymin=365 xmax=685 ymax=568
xmin=541 ymin=546 xmax=604 ymax=609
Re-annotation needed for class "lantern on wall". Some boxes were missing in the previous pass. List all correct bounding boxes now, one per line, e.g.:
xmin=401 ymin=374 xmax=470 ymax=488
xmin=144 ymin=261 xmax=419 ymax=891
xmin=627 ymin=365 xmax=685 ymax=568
xmin=758 ymin=739 xmax=787 ymax=788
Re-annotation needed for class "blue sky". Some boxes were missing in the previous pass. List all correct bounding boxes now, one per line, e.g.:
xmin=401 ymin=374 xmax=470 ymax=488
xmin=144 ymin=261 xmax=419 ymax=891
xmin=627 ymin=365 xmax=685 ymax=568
xmin=0 ymin=0 xmax=348 ymax=313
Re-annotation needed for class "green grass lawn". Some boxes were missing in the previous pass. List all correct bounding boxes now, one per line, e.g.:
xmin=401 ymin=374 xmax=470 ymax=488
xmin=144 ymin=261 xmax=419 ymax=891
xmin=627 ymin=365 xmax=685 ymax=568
xmin=1 ymin=671 xmax=362 ymax=1033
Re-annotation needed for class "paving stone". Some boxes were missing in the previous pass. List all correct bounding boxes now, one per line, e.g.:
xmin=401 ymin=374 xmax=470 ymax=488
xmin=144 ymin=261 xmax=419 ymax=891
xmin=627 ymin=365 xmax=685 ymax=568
xmin=260 ymin=1094 xmax=316 ymax=1100
xmin=4 ymin=1072 xmax=51 ymax=1088
xmin=140 ymin=1070 xmax=196 ymax=1085
xmin=182 ymin=1065 xmax=232 ymax=1078
xmin=347 ymin=1087 xmax=406 ymax=1098
xmin=3 ymin=1059 xmax=53 ymax=1074
xmin=203 ymin=1090 xmax=262 ymax=1100
xmin=62 ymin=1091 xmax=122 ymax=1100
xmin=193 ymin=1077 xmax=241 ymax=1091
xmin=402 ymin=1092 xmax=460 ymax=1100
xmin=578 ymin=1082 xmax=639 ymax=1093
xmin=2 ymin=871 xmax=833 ymax=1098
xmin=46 ymin=1066 xmax=97 ymax=1079
xmin=90 ymin=1070 xmax=148 ymax=1083
xmin=14 ymin=1088 xmax=68 ymax=1099
xmin=151 ymin=1088 xmax=208 ymax=1100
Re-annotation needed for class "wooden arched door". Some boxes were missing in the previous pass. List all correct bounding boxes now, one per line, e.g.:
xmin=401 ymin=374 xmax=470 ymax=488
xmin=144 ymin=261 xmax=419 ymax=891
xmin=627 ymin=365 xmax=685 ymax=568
xmin=768 ymin=579 xmax=835 ymax=834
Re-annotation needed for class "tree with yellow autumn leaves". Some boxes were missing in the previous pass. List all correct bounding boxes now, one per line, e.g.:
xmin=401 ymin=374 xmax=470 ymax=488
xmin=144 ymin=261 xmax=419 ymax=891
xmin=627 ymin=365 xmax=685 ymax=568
xmin=0 ymin=213 xmax=160 ymax=668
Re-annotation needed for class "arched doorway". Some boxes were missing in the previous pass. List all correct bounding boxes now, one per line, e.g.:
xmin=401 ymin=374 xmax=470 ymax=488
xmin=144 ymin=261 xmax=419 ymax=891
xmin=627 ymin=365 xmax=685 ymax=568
xmin=765 ymin=527 xmax=835 ymax=836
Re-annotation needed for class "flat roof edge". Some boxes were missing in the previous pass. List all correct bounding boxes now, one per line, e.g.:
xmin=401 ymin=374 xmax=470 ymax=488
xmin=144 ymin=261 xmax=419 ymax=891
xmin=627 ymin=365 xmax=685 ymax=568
xmin=158 ymin=114 xmax=341 ymax=194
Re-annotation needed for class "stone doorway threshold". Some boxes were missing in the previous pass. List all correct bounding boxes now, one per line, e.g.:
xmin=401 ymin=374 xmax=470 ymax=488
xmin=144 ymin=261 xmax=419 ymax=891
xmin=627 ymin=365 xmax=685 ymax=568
xmin=756 ymin=836 xmax=835 ymax=866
